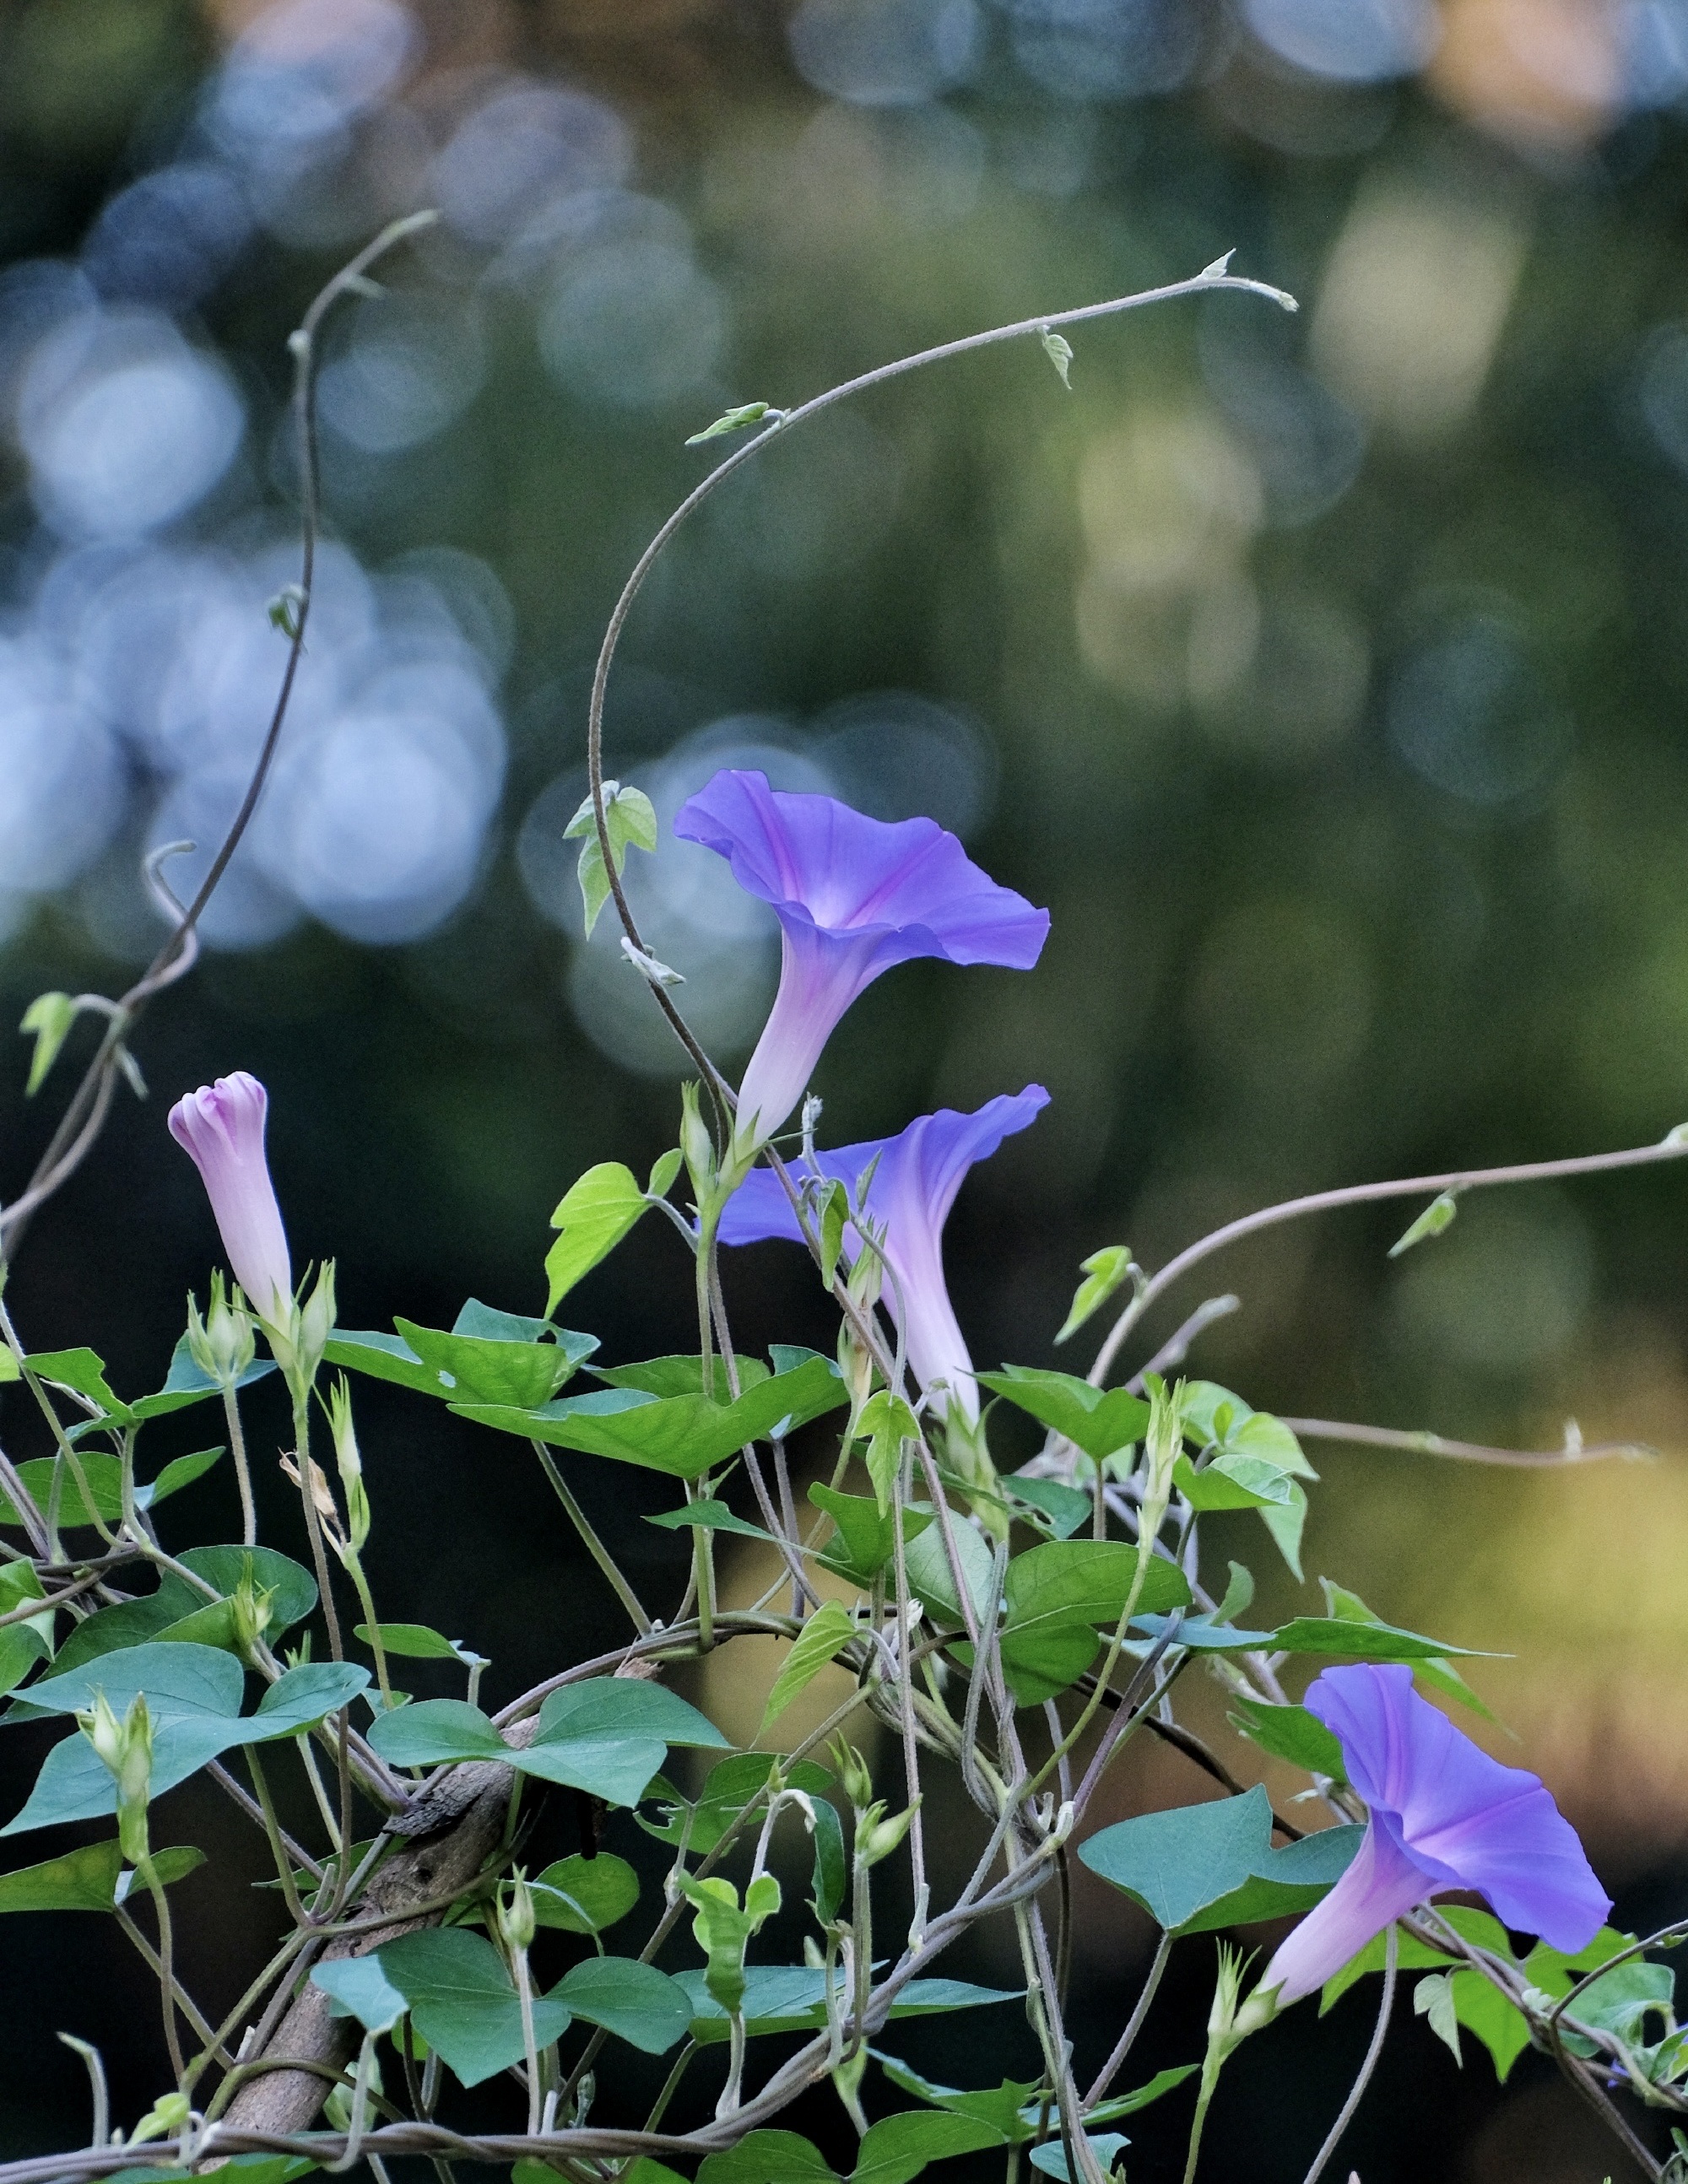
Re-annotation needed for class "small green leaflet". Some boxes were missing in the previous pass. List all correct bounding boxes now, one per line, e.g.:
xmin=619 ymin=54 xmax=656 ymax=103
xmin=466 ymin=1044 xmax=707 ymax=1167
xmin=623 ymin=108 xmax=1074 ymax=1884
xmin=818 ymin=1178 xmax=850 ymax=1289
xmin=976 ymin=1369 xmax=1150 ymax=1465
xmin=1388 ymin=1190 xmax=1461 ymax=1258
xmin=544 ymin=1156 xmax=677 ymax=1316
xmin=1056 ymin=1247 xmax=1133 ymax=1343
xmin=683 ymin=1871 xmax=782 ymax=2016
xmin=686 ymin=401 xmax=776 ymax=445
xmin=0 ymin=1447 xmax=223 ymax=1532
xmin=19 ymin=992 xmax=78 ymax=1096
xmin=0 ymin=1839 xmax=203 ymax=1913
xmin=995 ymin=1539 xmax=1191 ymax=1705
xmin=759 ymin=1602 xmax=857 ymax=1738
xmin=1079 ymin=1785 xmax=1362 ymax=1935
xmin=1028 ymin=2135 xmax=1128 ymax=2181
xmin=809 ymin=1483 xmax=932 ymax=1586
xmin=855 ymin=1389 xmax=920 ymax=1512
xmin=1004 ymin=1474 xmax=1092 ymax=1538
xmin=676 ymin=1965 xmax=1020 ymax=2044
xmin=1039 ymin=327 xmax=1074 ymax=389
xmin=563 ymin=781 xmax=658 ymax=937
xmin=647 ymin=1498 xmax=774 ymax=1542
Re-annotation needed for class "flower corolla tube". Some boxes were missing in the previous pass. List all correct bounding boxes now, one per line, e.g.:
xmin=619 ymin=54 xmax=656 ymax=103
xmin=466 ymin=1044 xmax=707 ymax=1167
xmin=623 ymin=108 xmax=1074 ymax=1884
xmin=1262 ymin=1662 xmax=1610 ymax=2008
xmin=167 ymin=1072 xmax=294 ymax=1326
xmin=673 ymin=770 xmax=1049 ymax=1148
xmin=717 ymin=1087 xmax=1050 ymax=1423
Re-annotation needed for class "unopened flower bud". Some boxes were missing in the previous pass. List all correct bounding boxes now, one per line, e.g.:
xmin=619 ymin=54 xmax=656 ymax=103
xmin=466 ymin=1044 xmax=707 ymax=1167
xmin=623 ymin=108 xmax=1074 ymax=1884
xmin=857 ymin=1796 xmax=920 ymax=1869
xmin=230 ymin=1558 xmax=276 ymax=1662
xmin=186 ymin=1271 xmax=255 ymax=1388
xmin=679 ymin=1081 xmax=718 ymax=1209
xmin=830 ymin=1738 xmax=875 ymax=1813
xmin=327 ymin=1376 xmax=371 ymax=1554
xmin=498 ymin=1870 xmax=536 ymax=1954
xmin=79 ymin=1691 xmax=152 ymax=1864
xmin=297 ymin=1260 xmax=337 ymax=1384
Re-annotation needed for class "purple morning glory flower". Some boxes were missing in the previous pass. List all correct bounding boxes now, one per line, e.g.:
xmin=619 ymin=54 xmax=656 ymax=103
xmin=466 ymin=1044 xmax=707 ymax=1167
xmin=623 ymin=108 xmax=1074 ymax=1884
xmin=717 ymin=1087 xmax=1049 ymax=1422
xmin=1262 ymin=1663 xmax=1610 ymax=2007
xmin=168 ymin=1072 xmax=294 ymax=1326
xmin=673 ymin=770 xmax=1049 ymax=1146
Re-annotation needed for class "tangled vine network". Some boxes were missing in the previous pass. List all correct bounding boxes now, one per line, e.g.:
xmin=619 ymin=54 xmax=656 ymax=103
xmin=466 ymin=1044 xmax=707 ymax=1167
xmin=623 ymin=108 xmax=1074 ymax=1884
xmin=1 ymin=217 xmax=1685 ymax=2184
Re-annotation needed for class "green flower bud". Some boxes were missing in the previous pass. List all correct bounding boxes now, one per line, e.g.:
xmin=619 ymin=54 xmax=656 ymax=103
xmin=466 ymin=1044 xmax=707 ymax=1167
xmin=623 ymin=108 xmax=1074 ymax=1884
xmin=229 ymin=1557 xmax=277 ymax=1662
xmin=857 ymin=1796 xmax=920 ymax=1869
xmin=327 ymin=1376 xmax=371 ymax=1554
xmin=185 ymin=1271 xmax=255 ymax=1389
xmin=830 ymin=1738 xmax=875 ymax=1813
xmin=78 ymin=1691 xmax=152 ymax=1866
xmin=498 ymin=1869 xmax=537 ymax=1954
xmin=679 ymin=1080 xmax=718 ymax=1209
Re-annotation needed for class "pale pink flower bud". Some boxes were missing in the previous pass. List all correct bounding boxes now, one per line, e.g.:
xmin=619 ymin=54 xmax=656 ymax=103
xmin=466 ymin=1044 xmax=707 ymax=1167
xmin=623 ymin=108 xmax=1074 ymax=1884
xmin=167 ymin=1073 xmax=294 ymax=1325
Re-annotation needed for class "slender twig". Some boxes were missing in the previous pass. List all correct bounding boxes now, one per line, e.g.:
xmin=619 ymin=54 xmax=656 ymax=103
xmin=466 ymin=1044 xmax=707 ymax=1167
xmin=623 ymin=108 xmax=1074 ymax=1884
xmin=583 ymin=265 xmax=1293 ymax=1078
xmin=1085 ymin=1931 xmax=1171 ymax=2111
xmin=1283 ymin=1417 xmax=1651 ymax=1468
xmin=1090 ymin=1133 xmax=1688 ymax=1387
xmin=0 ymin=210 xmax=437 ymax=1257
xmin=1301 ymin=1926 xmax=1396 ymax=2184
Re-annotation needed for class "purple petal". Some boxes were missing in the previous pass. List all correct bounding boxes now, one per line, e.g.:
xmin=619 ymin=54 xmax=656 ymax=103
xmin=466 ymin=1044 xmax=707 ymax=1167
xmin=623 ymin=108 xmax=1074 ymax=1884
xmin=718 ymin=1089 xmax=1049 ymax=1420
xmin=1307 ymin=1664 xmax=1610 ymax=1952
xmin=1262 ymin=1814 xmax=1433 ymax=2008
xmin=167 ymin=1072 xmax=294 ymax=1322
xmin=675 ymin=771 xmax=1048 ymax=1138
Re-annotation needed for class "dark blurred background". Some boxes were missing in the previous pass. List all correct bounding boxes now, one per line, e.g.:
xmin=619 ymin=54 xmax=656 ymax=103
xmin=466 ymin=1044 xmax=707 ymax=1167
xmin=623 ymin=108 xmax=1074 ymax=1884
xmin=2 ymin=0 xmax=1688 ymax=2175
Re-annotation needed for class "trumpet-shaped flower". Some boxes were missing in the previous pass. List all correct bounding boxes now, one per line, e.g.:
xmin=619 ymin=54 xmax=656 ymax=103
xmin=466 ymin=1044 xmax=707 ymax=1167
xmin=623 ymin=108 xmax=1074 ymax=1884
xmin=717 ymin=1087 xmax=1049 ymax=1422
xmin=1262 ymin=1664 xmax=1610 ymax=2008
xmin=167 ymin=1072 xmax=294 ymax=1326
xmin=674 ymin=771 xmax=1049 ymax=1148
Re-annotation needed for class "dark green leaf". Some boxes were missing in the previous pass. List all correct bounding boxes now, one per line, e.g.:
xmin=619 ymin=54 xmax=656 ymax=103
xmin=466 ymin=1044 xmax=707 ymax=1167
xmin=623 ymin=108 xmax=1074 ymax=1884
xmin=1079 ymin=1784 xmax=1360 ymax=1935
xmin=997 ymin=1541 xmax=1191 ymax=1704
xmin=554 ymin=1955 xmax=690 ymax=2053
xmin=1004 ymin=1475 xmax=1092 ymax=1539
xmin=323 ymin=1329 xmax=438 ymax=1397
xmin=596 ymin=1355 xmax=771 ymax=1401
xmin=647 ymin=1499 xmax=774 ymax=1543
xmin=872 ymin=2054 xmax=1041 ymax=2143
xmin=132 ymin=1338 xmax=274 ymax=1422
xmin=24 ymin=1349 xmax=127 ymax=1418
xmin=1269 ymin=1614 xmax=1492 ymax=1662
xmin=1177 ymin=1385 xmax=1317 ymax=1479
xmin=640 ymin=1754 xmax=833 ymax=1855
xmin=976 ymin=1370 xmax=1150 ymax=1463
xmin=392 ymin=1319 xmax=580 ymax=1408
xmin=146 ymin=1446 xmax=224 ymax=1506
xmin=697 ymin=2132 xmax=836 ymax=2183
xmin=181 ymin=1547 xmax=316 ymax=1632
xmin=354 ymin=1622 xmax=467 ymax=1662
xmin=532 ymin=1852 xmax=639 ymax=1934
xmin=454 ymin=1356 xmax=847 ymax=1479
xmin=366 ymin=1699 xmax=509 ymax=1768
xmin=0 ymin=1839 xmax=203 ymax=1913
xmin=1172 ymin=1452 xmax=1297 ymax=1512
xmin=851 ymin=2110 xmax=1004 ymax=2182
xmin=376 ymin=1927 xmax=571 ymax=2087
xmin=810 ymin=1794 xmax=846 ymax=1923
xmin=1227 ymin=1698 xmax=1345 ymax=1779
xmin=809 ymin=1484 xmax=932 ymax=1587
xmin=1318 ymin=1581 xmax=1495 ymax=1720
xmin=902 ymin=1511 xmax=995 ymax=1629
xmin=1028 ymin=2133 xmax=1128 ymax=2181
xmin=1081 ymin=2066 xmax=1198 ymax=2122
